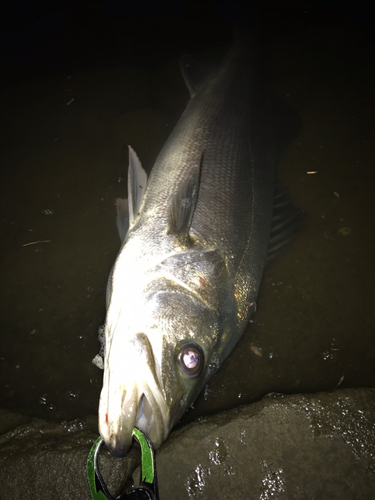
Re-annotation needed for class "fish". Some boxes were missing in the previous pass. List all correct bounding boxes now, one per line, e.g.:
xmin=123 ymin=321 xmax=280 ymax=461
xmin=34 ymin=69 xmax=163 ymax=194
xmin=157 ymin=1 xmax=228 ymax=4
xmin=97 ymin=35 xmax=301 ymax=457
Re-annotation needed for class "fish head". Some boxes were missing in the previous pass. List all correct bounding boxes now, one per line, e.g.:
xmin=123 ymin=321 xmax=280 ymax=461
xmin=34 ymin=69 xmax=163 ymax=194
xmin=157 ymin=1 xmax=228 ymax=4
xmin=99 ymin=277 xmax=221 ymax=457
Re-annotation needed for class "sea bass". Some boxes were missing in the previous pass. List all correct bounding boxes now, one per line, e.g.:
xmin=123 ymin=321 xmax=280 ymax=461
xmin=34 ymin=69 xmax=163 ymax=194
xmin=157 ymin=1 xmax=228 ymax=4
xmin=98 ymin=39 xmax=300 ymax=456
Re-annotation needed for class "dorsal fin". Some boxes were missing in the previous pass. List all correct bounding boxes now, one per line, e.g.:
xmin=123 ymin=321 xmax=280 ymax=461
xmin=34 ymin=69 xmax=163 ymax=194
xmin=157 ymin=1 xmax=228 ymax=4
xmin=128 ymin=145 xmax=147 ymax=224
xmin=267 ymin=182 xmax=304 ymax=264
xmin=115 ymin=147 xmax=147 ymax=243
xmin=179 ymin=55 xmax=217 ymax=98
xmin=116 ymin=198 xmax=129 ymax=242
xmin=167 ymin=153 xmax=203 ymax=245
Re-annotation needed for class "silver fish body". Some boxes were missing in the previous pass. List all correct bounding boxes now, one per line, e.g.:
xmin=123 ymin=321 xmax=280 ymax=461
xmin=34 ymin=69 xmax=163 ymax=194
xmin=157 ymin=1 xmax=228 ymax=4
xmin=99 ymin=42 xmax=291 ymax=456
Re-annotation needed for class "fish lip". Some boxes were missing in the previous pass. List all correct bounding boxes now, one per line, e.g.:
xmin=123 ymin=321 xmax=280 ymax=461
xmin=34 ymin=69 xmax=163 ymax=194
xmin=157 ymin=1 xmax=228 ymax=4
xmin=105 ymin=434 xmax=133 ymax=458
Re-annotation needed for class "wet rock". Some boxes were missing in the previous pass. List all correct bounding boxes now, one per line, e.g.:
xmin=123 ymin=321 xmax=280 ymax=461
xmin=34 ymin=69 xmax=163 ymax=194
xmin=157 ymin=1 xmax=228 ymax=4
xmin=0 ymin=410 xmax=137 ymax=500
xmin=1 ymin=389 xmax=375 ymax=499
xmin=156 ymin=389 xmax=375 ymax=499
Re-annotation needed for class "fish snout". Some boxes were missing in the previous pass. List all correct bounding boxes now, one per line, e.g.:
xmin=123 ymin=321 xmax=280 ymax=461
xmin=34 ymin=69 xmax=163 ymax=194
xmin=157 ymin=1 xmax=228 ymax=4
xmin=99 ymin=384 xmax=168 ymax=456
xmin=99 ymin=340 xmax=170 ymax=456
xmin=99 ymin=380 xmax=139 ymax=457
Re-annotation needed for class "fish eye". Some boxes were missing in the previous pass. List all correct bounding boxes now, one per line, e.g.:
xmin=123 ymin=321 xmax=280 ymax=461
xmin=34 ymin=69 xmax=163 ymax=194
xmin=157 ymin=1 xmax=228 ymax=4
xmin=177 ymin=342 xmax=204 ymax=377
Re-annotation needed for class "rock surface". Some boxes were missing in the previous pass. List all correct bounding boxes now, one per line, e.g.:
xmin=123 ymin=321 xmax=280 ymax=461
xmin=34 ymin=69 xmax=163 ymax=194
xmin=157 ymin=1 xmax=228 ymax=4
xmin=1 ymin=389 xmax=374 ymax=499
xmin=157 ymin=389 xmax=375 ymax=499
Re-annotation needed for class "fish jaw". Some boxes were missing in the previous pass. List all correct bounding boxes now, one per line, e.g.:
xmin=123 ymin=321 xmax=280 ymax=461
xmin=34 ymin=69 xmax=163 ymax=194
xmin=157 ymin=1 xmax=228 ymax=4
xmin=98 ymin=332 xmax=170 ymax=457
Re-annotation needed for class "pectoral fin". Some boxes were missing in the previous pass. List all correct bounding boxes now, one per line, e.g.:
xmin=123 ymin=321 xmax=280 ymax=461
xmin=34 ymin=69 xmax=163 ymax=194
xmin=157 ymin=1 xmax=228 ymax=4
xmin=267 ymin=182 xmax=304 ymax=264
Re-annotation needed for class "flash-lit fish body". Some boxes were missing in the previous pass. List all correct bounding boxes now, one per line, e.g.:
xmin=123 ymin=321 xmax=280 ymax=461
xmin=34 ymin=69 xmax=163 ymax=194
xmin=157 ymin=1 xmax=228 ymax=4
xmin=98 ymin=36 xmax=301 ymax=456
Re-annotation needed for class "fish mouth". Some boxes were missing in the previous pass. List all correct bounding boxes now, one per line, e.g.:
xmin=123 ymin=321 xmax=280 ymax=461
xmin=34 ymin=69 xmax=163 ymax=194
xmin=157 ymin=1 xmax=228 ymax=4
xmin=99 ymin=333 xmax=169 ymax=457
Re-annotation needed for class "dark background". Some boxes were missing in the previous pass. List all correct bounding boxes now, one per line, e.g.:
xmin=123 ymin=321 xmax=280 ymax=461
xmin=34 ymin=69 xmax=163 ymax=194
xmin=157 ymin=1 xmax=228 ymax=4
xmin=2 ymin=3 xmax=374 ymax=84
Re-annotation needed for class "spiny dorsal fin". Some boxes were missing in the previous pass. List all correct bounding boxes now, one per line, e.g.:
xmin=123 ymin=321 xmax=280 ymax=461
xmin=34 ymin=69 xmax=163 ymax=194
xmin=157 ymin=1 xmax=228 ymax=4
xmin=267 ymin=182 xmax=304 ymax=264
xmin=179 ymin=55 xmax=217 ymax=98
xmin=167 ymin=153 xmax=203 ymax=245
xmin=116 ymin=198 xmax=129 ymax=242
xmin=128 ymin=145 xmax=147 ymax=225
